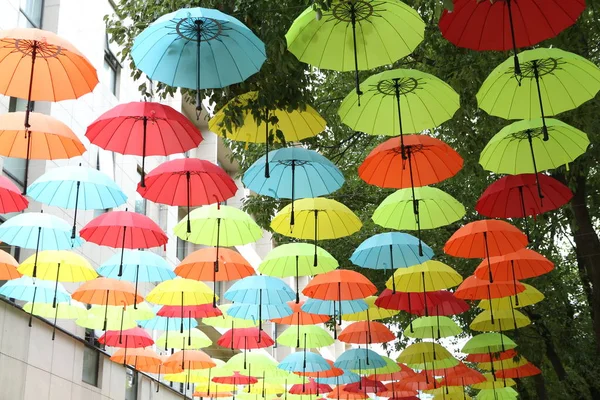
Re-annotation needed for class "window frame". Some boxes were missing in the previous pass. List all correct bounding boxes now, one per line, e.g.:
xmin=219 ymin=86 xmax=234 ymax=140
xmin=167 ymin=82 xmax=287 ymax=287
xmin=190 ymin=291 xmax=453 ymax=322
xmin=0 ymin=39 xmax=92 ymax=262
xmin=19 ymin=0 xmax=44 ymax=28
xmin=82 ymin=345 xmax=101 ymax=387
xmin=104 ymin=34 xmax=121 ymax=96
xmin=125 ymin=367 xmax=138 ymax=400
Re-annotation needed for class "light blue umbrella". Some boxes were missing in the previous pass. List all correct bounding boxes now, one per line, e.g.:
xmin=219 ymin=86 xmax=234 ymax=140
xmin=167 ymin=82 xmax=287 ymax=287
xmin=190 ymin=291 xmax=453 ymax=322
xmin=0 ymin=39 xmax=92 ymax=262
xmin=98 ymin=250 xmax=175 ymax=309
xmin=226 ymin=302 xmax=293 ymax=334
xmin=301 ymin=298 xmax=368 ymax=316
xmin=224 ymin=275 xmax=295 ymax=305
xmin=350 ymin=232 xmax=434 ymax=293
xmin=334 ymin=348 xmax=386 ymax=371
xmin=27 ymin=165 xmax=127 ymax=238
xmin=139 ymin=309 xmax=198 ymax=351
xmin=242 ymin=148 xmax=344 ymax=225
xmin=278 ymin=351 xmax=331 ymax=378
xmin=0 ymin=276 xmax=70 ymax=327
xmin=131 ymin=7 xmax=266 ymax=110
xmin=316 ymin=369 xmax=361 ymax=385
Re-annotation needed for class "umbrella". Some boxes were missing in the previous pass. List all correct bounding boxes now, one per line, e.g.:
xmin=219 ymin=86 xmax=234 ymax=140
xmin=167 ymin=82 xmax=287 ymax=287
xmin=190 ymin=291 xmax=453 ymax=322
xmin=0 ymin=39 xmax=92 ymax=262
xmin=439 ymin=0 xmax=585 ymax=75
xmin=378 ymin=382 xmax=418 ymax=398
xmin=27 ymin=165 xmax=127 ymax=238
xmin=213 ymin=371 xmax=258 ymax=385
xmin=175 ymin=247 xmax=255 ymax=306
xmin=0 ymin=276 xmax=70 ymax=327
xmin=398 ymin=371 xmax=436 ymax=391
xmin=131 ymin=8 xmax=266 ymax=110
xmin=99 ymin=327 xmax=154 ymax=348
xmin=436 ymin=364 xmax=486 ymax=387
xmin=372 ymin=187 xmax=465 ymax=254
xmin=158 ymin=303 xmax=223 ymax=319
xmin=98 ymin=249 xmax=175 ymax=308
xmin=299 ymin=359 xmax=343 ymax=379
xmin=403 ymin=316 xmax=462 ymax=340
xmin=477 ymin=388 xmax=519 ymax=400
xmin=224 ymin=353 xmax=278 ymax=376
xmin=80 ymin=210 xmax=168 ymax=277
xmin=475 ymin=174 xmax=573 ymax=238
xmin=496 ymin=363 xmax=542 ymax=379
xmin=412 ymin=291 xmax=470 ymax=317
xmin=243 ymin=148 xmax=343 ymax=219
xmin=164 ymin=349 xmax=216 ymax=371
xmin=375 ymin=290 xmax=443 ymax=313
xmin=344 ymin=377 xmax=386 ymax=394
xmin=338 ymin=321 xmax=395 ymax=346
xmin=290 ymin=378 xmax=332 ymax=396
xmin=259 ymin=244 xmax=338 ymax=303
xmin=0 ymin=112 xmax=86 ymax=194
xmin=277 ymin=325 xmax=334 ymax=349
xmin=316 ymin=370 xmax=361 ymax=386
xmin=479 ymin=283 xmax=544 ymax=310
xmin=477 ymin=48 xmax=600 ymax=140
xmin=138 ymin=158 xmax=236 ymax=226
xmin=338 ymin=69 xmax=459 ymax=152
xmin=301 ymin=298 xmax=368 ymax=320
xmin=398 ymin=342 xmax=458 ymax=373
xmin=286 ymin=1 xmax=424 ymax=99
xmin=335 ymin=348 xmax=386 ymax=371
xmin=444 ymin=220 xmax=528 ymax=283
xmin=217 ymin=327 xmax=274 ymax=368
xmin=466 ymin=349 xmax=519 ymax=364
xmin=139 ymin=315 xmax=198 ymax=334
xmin=203 ymin=304 xmax=258 ymax=329
xmin=279 ymin=351 xmax=331 ymax=377
xmin=478 ymin=357 xmax=529 ymax=373
xmin=23 ymin=300 xmax=86 ymax=322
xmin=341 ymin=296 xmax=399 ymax=321
xmin=462 ymin=333 xmax=518 ymax=355
xmin=470 ymin=309 xmax=531 ymax=332
xmin=350 ymin=232 xmax=433 ymax=293
xmin=226 ymin=303 xmax=293 ymax=334
xmin=479 ymin=119 xmax=589 ymax=201
xmin=271 ymin=198 xmax=362 ymax=266
xmin=76 ymin=306 xmax=138 ymax=332
xmin=224 ymin=276 xmax=296 ymax=319
xmin=0 ymin=250 xmax=21 ymax=280
xmin=157 ymin=328 xmax=212 ymax=350
xmin=110 ymin=348 xmax=164 ymax=373
xmin=0 ymin=175 xmax=28 ymax=213
xmin=210 ymin=92 xmax=326 ymax=177
xmin=327 ymin=385 xmax=369 ymax=400
xmin=472 ymin=373 xmax=516 ymax=390
xmin=271 ymin=301 xmax=330 ymax=347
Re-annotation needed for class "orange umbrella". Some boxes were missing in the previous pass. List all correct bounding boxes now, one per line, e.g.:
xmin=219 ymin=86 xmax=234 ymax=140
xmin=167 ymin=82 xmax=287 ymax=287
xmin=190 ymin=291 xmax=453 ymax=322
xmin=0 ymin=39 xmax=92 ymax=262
xmin=368 ymin=363 xmax=415 ymax=381
xmin=495 ymin=362 xmax=541 ymax=379
xmin=377 ymin=382 xmax=418 ymax=399
xmin=359 ymin=135 xmax=463 ymax=189
xmin=398 ymin=371 xmax=436 ymax=391
xmin=164 ymin=349 xmax=216 ymax=371
xmin=0 ymin=250 xmax=21 ymax=280
xmin=327 ymin=385 xmax=369 ymax=400
xmin=0 ymin=112 xmax=86 ymax=193
xmin=444 ymin=220 xmax=528 ymax=283
xmin=297 ymin=360 xmax=344 ymax=378
xmin=303 ymin=270 xmax=377 ymax=325
xmin=271 ymin=301 xmax=330 ymax=348
xmin=110 ymin=347 xmax=162 ymax=370
xmin=338 ymin=321 xmax=395 ymax=345
xmin=436 ymin=364 xmax=486 ymax=386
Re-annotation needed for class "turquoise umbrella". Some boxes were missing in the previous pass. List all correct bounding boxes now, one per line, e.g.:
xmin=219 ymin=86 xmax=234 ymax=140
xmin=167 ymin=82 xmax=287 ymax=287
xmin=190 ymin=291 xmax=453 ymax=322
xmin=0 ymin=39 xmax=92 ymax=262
xmin=0 ymin=212 xmax=82 ymax=278
xmin=226 ymin=302 xmax=293 ymax=335
xmin=334 ymin=348 xmax=386 ymax=371
xmin=131 ymin=7 xmax=266 ymax=111
xmin=316 ymin=370 xmax=361 ymax=385
xmin=97 ymin=250 xmax=175 ymax=309
xmin=301 ymin=298 xmax=368 ymax=317
xmin=27 ymin=165 xmax=127 ymax=238
xmin=350 ymin=232 xmax=434 ymax=293
xmin=0 ymin=276 xmax=70 ymax=327
xmin=278 ymin=351 xmax=331 ymax=377
xmin=139 ymin=310 xmax=198 ymax=351
xmin=242 ymin=148 xmax=344 ymax=225
xmin=224 ymin=276 xmax=295 ymax=305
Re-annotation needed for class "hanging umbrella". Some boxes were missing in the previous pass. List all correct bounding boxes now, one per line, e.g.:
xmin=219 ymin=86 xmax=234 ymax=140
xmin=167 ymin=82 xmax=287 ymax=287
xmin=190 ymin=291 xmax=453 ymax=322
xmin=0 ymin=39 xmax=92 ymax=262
xmin=372 ymin=187 xmax=465 ymax=255
xmin=139 ymin=316 xmax=198 ymax=348
xmin=131 ymin=8 xmax=266 ymax=110
xmin=472 ymin=373 xmax=516 ymax=390
xmin=344 ymin=377 xmax=386 ymax=394
xmin=23 ymin=300 xmax=86 ymax=322
xmin=316 ymin=370 xmax=361 ymax=386
xmin=157 ymin=328 xmax=213 ymax=350
xmin=496 ymin=363 xmax=542 ymax=379
xmin=217 ymin=327 xmax=274 ymax=368
xmin=0 ymin=276 xmax=70 ymax=327
xmin=403 ymin=316 xmax=462 ymax=340
xmin=338 ymin=321 xmax=395 ymax=348
xmin=158 ymin=303 xmax=223 ymax=319
xmin=243 ymin=148 xmax=343 ymax=218
xmin=466 ymin=349 xmax=519 ymax=364
xmin=259 ymin=244 xmax=338 ymax=303
xmin=335 ymin=348 xmax=386 ymax=371
xmin=226 ymin=302 xmax=293 ymax=335
xmin=475 ymin=174 xmax=573 ymax=238
xmin=286 ymin=2 xmax=424 ymax=100
xmin=398 ymin=342 xmax=458 ymax=372
xmin=375 ymin=290 xmax=444 ymax=314
xmin=175 ymin=247 xmax=255 ymax=307
xmin=470 ymin=309 xmax=531 ymax=332
xmin=444 ymin=220 xmax=528 ymax=283
xmin=350 ymin=232 xmax=433 ymax=293
xmin=28 ymin=165 xmax=127 ymax=238
xmin=277 ymin=325 xmax=334 ymax=349
xmin=435 ymin=364 xmax=486 ymax=387
xmin=397 ymin=371 xmax=436 ymax=391
xmin=224 ymin=353 xmax=278 ymax=376
xmin=0 ymin=176 xmax=27 ymax=213
xmin=271 ymin=198 xmax=362 ymax=266
xmin=360 ymin=356 xmax=401 ymax=379
xmin=480 ymin=118 xmax=589 ymax=201
xmin=341 ymin=296 xmax=399 ymax=322
xmin=138 ymin=158 xmax=236 ymax=225
xmin=411 ymin=291 xmax=469 ymax=317
xmin=203 ymin=304 xmax=258 ymax=329
xmin=98 ymin=249 xmax=175 ymax=308
xmin=290 ymin=378 xmax=332 ymax=396
xmin=476 ymin=387 xmax=519 ymax=400
xmin=478 ymin=357 xmax=529 ymax=374
xmin=168 ymin=359 xmax=227 ymax=384
xmin=371 ymin=363 xmax=415 ymax=383
xmin=479 ymin=283 xmax=544 ymax=310
xmin=77 ymin=306 xmax=138 ymax=332
xmin=213 ymin=371 xmax=258 ymax=385
xmin=477 ymin=48 xmax=600 ymax=140
xmin=0 ymin=250 xmax=21 ymax=280
xmin=378 ymin=382 xmax=418 ymax=399
xmin=439 ymin=0 xmax=585 ymax=75
xmin=301 ymin=298 xmax=368 ymax=321
xmin=271 ymin=301 xmax=330 ymax=347
xmin=110 ymin=347 xmax=164 ymax=373
xmin=462 ymin=333 xmax=518 ymax=356
xmin=338 ymin=69 xmax=459 ymax=152
xmin=279 ymin=351 xmax=331 ymax=378
xmin=164 ymin=349 xmax=216 ymax=371
xmin=224 ymin=275 xmax=295 ymax=306
xmin=0 ymin=112 xmax=86 ymax=194
xmin=327 ymin=385 xmax=369 ymax=400
xmin=300 ymin=360 xmax=343 ymax=379
xmin=359 ymin=135 xmax=463 ymax=190
xmin=99 ymin=327 xmax=154 ymax=348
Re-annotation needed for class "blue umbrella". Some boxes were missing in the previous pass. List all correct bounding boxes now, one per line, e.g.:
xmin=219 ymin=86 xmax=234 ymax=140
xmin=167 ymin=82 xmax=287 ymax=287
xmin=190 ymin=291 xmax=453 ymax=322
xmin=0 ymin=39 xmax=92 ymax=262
xmin=27 ymin=165 xmax=127 ymax=238
xmin=226 ymin=302 xmax=293 ymax=337
xmin=350 ymin=232 xmax=434 ymax=293
xmin=334 ymin=348 xmax=386 ymax=371
xmin=301 ymin=298 xmax=368 ymax=316
xmin=316 ymin=369 xmax=361 ymax=385
xmin=278 ymin=351 xmax=331 ymax=379
xmin=139 ymin=311 xmax=198 ymax=351
xmin=224 ymin=276 xmax=295 ymax=305
xmin=98 ymin=250 xmax=175 ymax=309
xmin=0 ymin=276 xmax=70 ymax=327
xmin=131 ymin=7 xmax=266 ymax=111
xmin=242 ymin=148 xmax=344 ymax=224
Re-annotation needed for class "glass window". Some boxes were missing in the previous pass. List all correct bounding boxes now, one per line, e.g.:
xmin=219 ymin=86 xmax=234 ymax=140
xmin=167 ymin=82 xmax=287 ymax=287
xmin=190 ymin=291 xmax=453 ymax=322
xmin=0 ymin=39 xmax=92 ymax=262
xmin=125 ymin=368 xmax=138 ymax=400
xmin=82 ymin=346 xmax=100 ymax=387
xmin=271 ymin=322 xmax=278 ymax=348
xmin=134 ymin=167 xmax=146 ymax=215
xmin=176 ymin=237 xmax=187 ymax=261
xmin=104 ymin=34 xmax=120 ymax=96
xmin=19 ymin=0 xmax=43 ymax=28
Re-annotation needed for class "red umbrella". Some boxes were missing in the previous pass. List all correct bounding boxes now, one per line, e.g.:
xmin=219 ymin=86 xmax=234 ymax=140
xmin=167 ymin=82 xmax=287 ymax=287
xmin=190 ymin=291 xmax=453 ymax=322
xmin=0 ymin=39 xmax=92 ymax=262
xmin=290 ymin=378 xmax=333 ymax=395
xmin=412 ymin=290 xmax=470 ymax=317
xmin=476 ymin=174 xmax=573 ymax=238
xmin=344 ymin=377 xmax=386 ymax=395
xmin=375 ymin=289 xmax=443 ymax=313
xmin=298 ymin=360 xmax=344 ymax=378
xmin=216 ymin=327 xmax=274 ymax=368
xmin=85 ymin=101 xmax=202 ymax=186
xmin=398 ymin=371 xmax=436 ymax=391
xmin=369 ymin=364 xmax=415 ymax=382
xmin=138 ymin=158 xmax=237 ymax=233
xmin=0 ymin=175 xmax=28 ymax=213
xmin=212 ymin=371 xmax=258 ymax=385
xmin=80 ymin=210 xmax=168 ymax=277
xmin=465 ymin=349 xmax=518 ymax=363
xmin=99 ymin=327 xmax=154 ymax=348
xmin=439 ymin=0 xmax=585 ymax=75
xmin=496 ymin=362 xmax=542 ymax=379
xmin=436 ymin=364 xmax=486 ymax=387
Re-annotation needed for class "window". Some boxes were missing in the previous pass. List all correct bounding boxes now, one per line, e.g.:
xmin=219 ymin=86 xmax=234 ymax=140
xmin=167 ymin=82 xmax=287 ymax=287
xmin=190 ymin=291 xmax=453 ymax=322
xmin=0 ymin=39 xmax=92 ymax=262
xmin=134 ymin=166 xmax=146 ymax=215
xmin=18 ymin=0 xmax=43 ymax=28
xmin=176 ymin=237 xmax=187 ymax=261
xmin=125 ymin=368 xmax=138 ymax=400
xmin=0 ymin=218 xmax=20 ymax=261
xmin=104 ymin=34 xmax=120 ymax=96
xmin=3 ymin=98 xmax=30 ymax=188
xmin=82 ymin=346 xmax=100 ymax=387
xmin=271 ymin=322 xmax=278 ymax=348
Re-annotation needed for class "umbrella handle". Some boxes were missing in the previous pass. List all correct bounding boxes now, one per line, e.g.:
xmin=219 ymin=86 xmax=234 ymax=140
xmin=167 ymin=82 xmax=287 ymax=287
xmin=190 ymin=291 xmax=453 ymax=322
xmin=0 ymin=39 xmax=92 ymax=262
xmin=52 ymin=301 xmax=59 ymax=341
xmin=291 ymin=161 xmax=295 ymax=226
xmin=180 ymin=292 xmax=184 ymax=334
xmin=118 ymin=226 xmax=127 ymax=277
xmin=483 ymin=232 xmax=494 ymax=283
xmin=134 ymin=264 xmax=139 ymax=309
xmin=349 ymin=3 xmax=362 ymax=104
xmin=52 ymin=263 xmax=61 ymax=308
xmin=389 ymin=244 xmax=396 ymax=293
xmin=195 ymin=19 xmax=203 ymax=116
xmin=72 ymin=181 xmax=81 ymax=239
xmin=186 ymin=171 xmax=191 ymax=233
xmin=140 ymin=116 xmax=147 ymax=187
xmin=295 ymin=256 xmax=300 ymax=304
xmin=264 ymin=114 xmax=270 ymax=178
xmin=28 ymin=287 xmax=37 ymax=328
xmin=313 ymin=210 xmax=319 ymax=266
xmin=394 ymin=79 xmax=405 ymax=158
xmin=32 ymin=227 xmax=41 ymax=278
xmin=532 ymin=60 xmax=548 ymax=142
xmin=505 ymin=0 xmax=522 ymax=78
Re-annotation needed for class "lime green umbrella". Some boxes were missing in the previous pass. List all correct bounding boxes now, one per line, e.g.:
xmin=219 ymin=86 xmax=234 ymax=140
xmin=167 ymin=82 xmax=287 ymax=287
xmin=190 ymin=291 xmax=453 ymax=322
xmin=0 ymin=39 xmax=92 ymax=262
xmin=479 ymin=283 xmax=544 ymax=310
xmin=473 ymin=373 xmax=516 ymax=390
xmin=338 ymin=69 xmax=460 ymax=154
xmin=202 ymin=304 xmax=259 ymax=329
xmin=462 ymin=333 xmax=517 ymax=355
xmin=477 ymin=48 xmax=600 ymax=140
xmin=23 ymin=300 xmax=86 ymax=320
xmin=373 ymin=186 xmax=465 ymax=255
xmin=276 ymin=325 xmax=334 ymax=349
xmin=286 ymin=1 xmax=425 ymax=100
xmin=476 ymin=387 xmax=519 ymax=400
xmin=156 ymin=328 xmax=212 ymax=350
xmin=258 ymin=243 xmax=338 ymax=303
xmin=224 ymin=353 xmax=278 ymax=376
xmin=398 ymin=342 xmax=458 ymax=373
xmin=360 ymin=355 xmax=401 ymax=375
xmin=480 ymin=118 xmax=589 ymax=199
xmin=470 ymin=309 xmax=531 ymax=332
xmin=403 ymin=316 xmax=462 ymax=339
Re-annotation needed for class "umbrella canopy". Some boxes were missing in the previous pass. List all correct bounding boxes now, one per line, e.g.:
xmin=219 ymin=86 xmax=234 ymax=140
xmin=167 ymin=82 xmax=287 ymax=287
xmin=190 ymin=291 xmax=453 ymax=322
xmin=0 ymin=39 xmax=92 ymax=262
xmin=279 ymin=351 xmax=331 ymax=373
xmin=341 ymin=296 xmax=399 ymax=321
xmin=360 ymin=356 xmax=401 ymax=376
xmin=436 ymin=364 xmax=486 ymax=387
xmin=290 ymin=378 xmax=332 ymax=395
xmin=76 ymin=307 xmax=138 ymax=332
xmin=476 ymin=387 xmax=519 ymax=400
xmin=110 ymin=348 xmax=165 ymax=372
xmin=338 ymin=69 xmax=459 ymax=151
xmin=496 ymin=363 xmax=542 ymax=379
xmin=224 ymin=275 xmax=295 ymax=305
xmin=397 ymin=371 xmax=436 ymax=391
xmin=404 ymin=316 xmax=462 ymax=339
xmin=397 ymin=343 xmax=458 ymax=370
xmin=479 ymin=283 xmax=544 ymax=310
xmin=271 ymin=198 xmax=362 ymax=265
xmin=0 ymin=176 xmax=27 ymax=213
xmin=213 ymin=371 xmax=258 ymax=386
xmin=203 ymin=304 xmax=258 ymax=329
xmin=375 ymin=290 xmax=444 ymax=313
xmin=139 ymin=315 xmax=198 ymax=332
xmin=344 ymin=377 xmax=386 ymax=394
xmin=301 ymin=298 xmax=368 ymax=318
xmin=334 ymin=349 xmax=386 ymax=371
xmin=224 ymin=353 xmax=278 ymax=376
xmin=18 ymin=250 xmax=96 ymax=283
xmin=217 ymin=327 xmax=274 ymax=351
xmin=157 ymin=328 xmax=212 ymax=350
xmin=226 ymin=303 xmax=293 ymax=331
xmin=299 ymin=359 xmax=343 ymax=379
xmin=316 ymin=369 xmax=360 ymax=385
xmin=159 ymin=304 xmax=221 ymax=320
xmin=455 ymin=276 xmax=525 ymax=301
xmin=27 ymin=165 xmax=127 ymax=237
xmin=0 ymin=250 xmax=21 ymax=280
xmin=412 ymin=291 xmax=470 ymax=317
xmin=146 ymin=278 xmax=215 ymax=307
xmin=372 ymin=364 xmax=416 ymax=382
xmin=277 ymin=325 xmax=335 ymax=349
xmin=338 ymin=321 xmax=395 ymax=344
xmin=359 ymin=135 xmax=463 ymax=189
xmin=327 ymin=385 xmax=369 ymax=400
xmin=176 ymin=247 xmax=254 ymax=281
xmin=99 ymin=327 xmax=154 ymax=348
xmin=386 ymin=261 xmax=463 ymax=295
xmin=462 ymin=333 xmax=517 ymax=355
xmin=271 ymin=301 xmax=330 ymax=325
xmin=466 ymin=349 xmax=519 ymax=364
xmin=286 ymin=0 xmax=424 ymax=98
xmin=378 ymin=382 xmax=418 ymax=398
xmin=164 ymin=349 xmax=216 ymax=371
xmin=472 ymin=373 xmax=516 ymax=390
xmin=23 ymin=300 xmax=86 ymax=320
xmin=470 ymin=309 xmax=531 ymax=332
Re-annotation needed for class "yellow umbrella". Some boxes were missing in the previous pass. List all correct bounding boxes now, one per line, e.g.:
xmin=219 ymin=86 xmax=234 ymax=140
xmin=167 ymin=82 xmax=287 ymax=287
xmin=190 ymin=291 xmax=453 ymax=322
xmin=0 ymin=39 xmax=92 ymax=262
xmin=203 ymin=304 xmax=258 ymax=329
xmin=76 ymin=309 xmax=137 ymax=331
xmin=165 ymin=359 xmax=228 ymax=383
xmin=156 ymin=328 xmax=212 ymax=350
xmin=24 ymin=300 xmax=87 ymax=339
xmin=341 ymin=296 xmax=399 ymax=321
xmin=271 ymin=198 xmax=362 ymax=266
xmin=472 ymin=373 xmax=516 ymax=390
xmin=424 ymin=386 xmax=465 ymax=396
xmin=478 ymin=357 xmax=529 ymax=378
xmin=397 ymin=342 xmax=458 ymax=373
xmin=245 ymin=383 xmax=285 ymax=396
xmin=470 ymin=309 xmax=531 ymax=332
xmin=209 ymin=91 xmax=326 ymax=177
xmin=478 ymin=283 xmax=544 ymax=310
xmin=129 ymin=301 xmax=155 ymax=321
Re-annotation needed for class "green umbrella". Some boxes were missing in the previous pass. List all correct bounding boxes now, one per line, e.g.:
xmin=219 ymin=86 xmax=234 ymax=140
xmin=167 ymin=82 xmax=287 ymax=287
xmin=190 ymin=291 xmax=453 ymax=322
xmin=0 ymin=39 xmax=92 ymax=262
xmin=476 ymin=387 xmax=519 ymax=400
xmin=470 ymin=309 xmax=531 ymax=332
xmin=480 ymin=118 xmax=588 ymax=199
xmin=156 ymin=328 xmax=212 ymax=350
xmin=338 ymin=69 xmax=459 ymax=154
xmin=286 ymin=0 xmax=425 ymax=100
xmin=462 ymin=333 xmax=517 ymax=355
xmin=479 ymin=283 xmax=544 ymax=310
xmin=360 ymin=355 xmax=401 ymax=375
xmin=202 ymin=304 xmax=259 ymax=329
xmin=373 ymin=186 xmax=465 ymax=251
xmin=403 ymin=316 xmax=462 ymax=339
xmin=258 ymin=243 xmax=338 ymax=303
xmin=276 ymin=325 xmax=334 ymax=349
xmin=398 ymin=342 xmax=458 ymax=373
xmin=477 ymin=47 xmax=600 ymax=140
